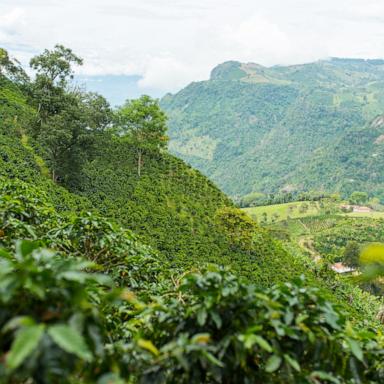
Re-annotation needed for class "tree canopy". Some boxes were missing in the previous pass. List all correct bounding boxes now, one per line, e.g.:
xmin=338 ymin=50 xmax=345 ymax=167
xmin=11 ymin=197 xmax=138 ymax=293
xmin=116 ymin=95 xmax=169 ymax=175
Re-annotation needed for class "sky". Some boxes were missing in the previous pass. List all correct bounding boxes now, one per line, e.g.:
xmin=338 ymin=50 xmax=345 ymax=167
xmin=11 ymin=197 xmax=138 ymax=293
xmin=1 ymin=0 xmax=384 ymax=99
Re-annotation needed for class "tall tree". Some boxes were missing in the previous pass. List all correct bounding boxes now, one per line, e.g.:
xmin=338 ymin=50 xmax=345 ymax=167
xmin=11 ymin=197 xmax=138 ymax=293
xmin=29 ymin=45 xmax=112 ymax=186
xmin=349 ymin=191 xmax=368 ymax=205
xmin=29 ymin=44 xmax=83 ymax=128
xmin=41 ymin=91 xmax=112 ymax=186
xmin=343 ymin=241 xmax=360 ymax=268
xmin=30 ymin=44 xmax=83 ymax=86
xmin=116 ymin=95 xmax=168 ymax=176
xmin=0 ymin=48 xmax=29 ymax=85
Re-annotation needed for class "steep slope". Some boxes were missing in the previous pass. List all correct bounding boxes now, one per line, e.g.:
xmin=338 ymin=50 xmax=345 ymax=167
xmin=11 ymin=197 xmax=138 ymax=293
xmin=76 ymin=135 xmax=231 ymax=261
xmin=292 ymin=115 xmax=384 ymax=197
xmin=0 ymin=76 xmax=91 ymax=212
xmin=1 ymin=48 xmax=383 ymax=384
xmin=1 ymin=177 xmax=383 ymax=383
xmin=0 ymin=73 xmax=304 ymax=286
xmin=161 ymin=59 xmax=384 ymax=198
xmin=1 ymin=93 xmax=381 ymax=326
xmin=1 ymin=62 xmax=381 ymax=317
xmin=75 ymin=135 xmax=307 ymax=286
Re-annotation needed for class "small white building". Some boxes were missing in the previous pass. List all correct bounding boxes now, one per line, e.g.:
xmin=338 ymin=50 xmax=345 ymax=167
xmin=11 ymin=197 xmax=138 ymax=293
xmin=331 ymin=262 xmax=355 ymax=274
xmin=352 ymin=206 xmax=372 ymax=213
xmin=340 ymin=204 xmax=372 ymax=213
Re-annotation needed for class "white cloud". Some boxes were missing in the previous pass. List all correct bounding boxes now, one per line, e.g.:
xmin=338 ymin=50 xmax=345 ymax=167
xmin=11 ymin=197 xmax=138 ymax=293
xmin=0 ymin=7 xmax=26 ymax=43
xmin=346 ymin=1 xmax=384 ymax=20
xmin=0 ymin=7 xmax=25 ymax=28
xmin=1 ymin=0 xmax=384 ymax=93
xmin=138 ymin=57 xmax=197 ymax=92
xmin=200 ymin=14 xmax=296 ymax=66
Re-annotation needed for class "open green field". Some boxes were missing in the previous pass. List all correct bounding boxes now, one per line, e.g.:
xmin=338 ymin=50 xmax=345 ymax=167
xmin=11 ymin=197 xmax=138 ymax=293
xmin=244 ymin=201 xmax=384 ymax=224
xmin=345 ymin=211 xmax=384 ymax=219
xmin=243 ymin=201 xmax=320 ymax=222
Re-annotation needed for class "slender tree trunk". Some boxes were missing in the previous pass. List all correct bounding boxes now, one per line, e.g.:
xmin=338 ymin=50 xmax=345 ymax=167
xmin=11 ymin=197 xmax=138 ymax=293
xmin=137 ymin=150 xmax=142 ymax=177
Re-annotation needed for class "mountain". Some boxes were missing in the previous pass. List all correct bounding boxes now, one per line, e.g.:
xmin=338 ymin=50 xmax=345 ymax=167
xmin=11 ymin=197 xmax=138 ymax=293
xmin=293 ymin=115 xmax=384 ymax=194
xmin=1 ymin=47 xmax=384 ymax=383
xmin=0 ymin=69 xmax=301 ymax=286
xmin=0 ymin=55 xmax=379 ymax=315
xmin=160 ymin=58 xmax=384 ymax=199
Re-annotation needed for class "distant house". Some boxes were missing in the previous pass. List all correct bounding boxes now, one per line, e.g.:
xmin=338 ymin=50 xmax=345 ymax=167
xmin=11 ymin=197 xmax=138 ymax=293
xmin=340 ymin=204 xmax=372 ymax=213
xmin=331 ymin=262 xmax=355 ymax=274
xmin=352 ymin=206 xmax=372 ymax=213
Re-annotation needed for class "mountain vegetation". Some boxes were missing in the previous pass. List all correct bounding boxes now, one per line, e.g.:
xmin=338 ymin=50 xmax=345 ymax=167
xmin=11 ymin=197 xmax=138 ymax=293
xmin=161 ymin=59 xmax=384 ymax=199
xmin=251 ymin=196 xmax=384 ymax=298
xmin=1 ymin=46 xmax=384 ymax=383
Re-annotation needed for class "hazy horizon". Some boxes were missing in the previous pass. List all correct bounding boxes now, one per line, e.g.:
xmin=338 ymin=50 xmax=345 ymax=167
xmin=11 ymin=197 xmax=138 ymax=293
xmin=2 ymin=0 xmax=384 ymax=97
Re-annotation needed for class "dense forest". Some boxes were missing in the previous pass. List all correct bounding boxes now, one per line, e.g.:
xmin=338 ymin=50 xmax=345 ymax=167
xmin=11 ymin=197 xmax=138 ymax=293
xmin=161 ymin=59 xmax=384 ymax=199
xmin=0 ymin=46 xmax=384 ymax=383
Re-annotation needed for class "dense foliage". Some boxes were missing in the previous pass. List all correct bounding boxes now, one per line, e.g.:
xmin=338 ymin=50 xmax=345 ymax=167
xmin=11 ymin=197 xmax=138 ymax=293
xmin=0 ymin=46 xmax=311 ymax=290
xmin=161 ymin=59 xmax=384 ymax=199
xmin=2 ymin=239 xmax=384 ymax=383
xmin=130 ymin=270 xmax=384 ymax=384
xmin=237 ymin=191 xmax=336 ymax=208
xmin=1 ymin=46 xmax=384 ymax=383
xmin=313 ymin=217 xmax=384 ymax=260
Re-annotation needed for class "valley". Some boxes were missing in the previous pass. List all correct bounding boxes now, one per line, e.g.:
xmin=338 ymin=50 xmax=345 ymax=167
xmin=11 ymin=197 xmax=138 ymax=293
xmin=161 ymin=59 xmax=384 ymax=199
xmin=0 ymin=45 xmax=384 ymax=383
xmin=244 ymin=197 xmax=384 ymax=296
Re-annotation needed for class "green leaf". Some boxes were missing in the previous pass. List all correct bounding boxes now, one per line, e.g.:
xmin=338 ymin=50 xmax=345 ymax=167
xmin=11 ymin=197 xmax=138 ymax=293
xmin=242 ymin=334 xmax=272 ymax=352
xmin=265 ymin=355 xmax=282 ymax=372
xmin=7 ymin=324 xmax=45 ymax=370
xmin=210 ymin=311 xmax=222 ymax=329
xmin=197 ymin=308 xmax=207 ymax=326
xmin=191 ymin=333 xmax=211 ymax=345
xmin=137 ymin=339 xmax=159 ymax=356
xmin=0 ymin=248 xmax=10 ymax=259
xmin=97 ymin=373 xmax=125 ymax=384
xmin=0 ymin=258 xmax=13 ymax=275
xmin=284 ymin=354 xmax=301 ymax=372
xmin=2 ymin=316 xmax=36 ymax=333
xmin=284 ymin=310 xmax=294 ymax=325
xmin=310 ymin=371 xmax=341 ymax=383
xmin=347 ymin=339 xmax=364 ymax=362
xmin=202 ymin=351 xmax=224 ymax=367
xmin=48 ymin=324 xmax=93 ymax=361
xmin=253 ymin=335 xmax=272 ymax=352
xmin=16 ymin=240 xmax=39 ymax=259
xmin=91 ymin=273 xmax=114 ymax=287
xmin=59 ymin=271 xmax=89 ymax=283
xmin=324 ymin=311 xmax=340 ymax=330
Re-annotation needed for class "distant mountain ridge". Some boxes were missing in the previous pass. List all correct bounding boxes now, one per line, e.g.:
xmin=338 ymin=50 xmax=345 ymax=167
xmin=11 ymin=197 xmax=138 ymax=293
xmin=210 ymin=58 xmax=384 ymax=85
xmin=160 ymin=58 xmax=384 ymax=199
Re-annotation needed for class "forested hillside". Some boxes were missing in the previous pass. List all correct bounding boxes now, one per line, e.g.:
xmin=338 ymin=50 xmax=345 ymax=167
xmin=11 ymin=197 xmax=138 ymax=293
xmin=294 ymin=115 xmax=384 ymax=194
xmin=0 ymin=47 xmax=308 ymax=286
xmin=1 ymin=46 xmax=384 ymax=383
xmin=161 ymin=59 xmax=384 ymax=199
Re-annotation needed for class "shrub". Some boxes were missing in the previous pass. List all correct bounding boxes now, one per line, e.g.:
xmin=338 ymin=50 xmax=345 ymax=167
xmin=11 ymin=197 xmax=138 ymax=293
xmin=126 ymin=268 xmax=384 ymax=383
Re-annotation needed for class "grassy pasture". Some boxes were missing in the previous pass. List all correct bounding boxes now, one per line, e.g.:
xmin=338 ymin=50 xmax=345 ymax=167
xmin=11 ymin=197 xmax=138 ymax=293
xmin=243 ymin=201 xmax=384 ymax=224
xmin=243 ymin=201 xmax=320 ymax=223
xmin=345 ymin=211 xmax=384 ymax=219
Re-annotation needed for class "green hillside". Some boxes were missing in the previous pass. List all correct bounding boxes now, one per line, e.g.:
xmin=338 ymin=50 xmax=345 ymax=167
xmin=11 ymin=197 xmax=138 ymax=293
xmin=293 ymin=115 xmax=384 ymax=196
xmin=0 ymin=46 xmax=313 ymax=287
xmin=1 ymin=46 xmax=384 ymax=383
xmin=161 ymin=59 xmax=384 ymax=199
